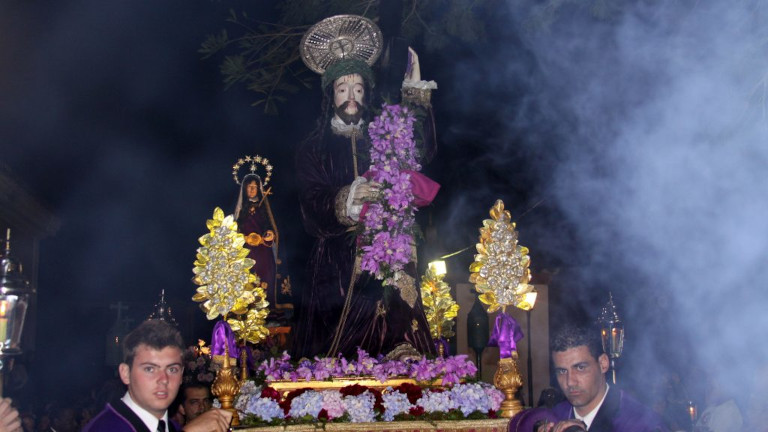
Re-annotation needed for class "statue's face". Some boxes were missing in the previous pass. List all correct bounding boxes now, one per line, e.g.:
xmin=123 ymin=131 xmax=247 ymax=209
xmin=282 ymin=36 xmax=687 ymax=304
xmin=245 ymin=180 xmax=259 ymax=199
xmin=333 ymin=73 xmax=365 ymax=124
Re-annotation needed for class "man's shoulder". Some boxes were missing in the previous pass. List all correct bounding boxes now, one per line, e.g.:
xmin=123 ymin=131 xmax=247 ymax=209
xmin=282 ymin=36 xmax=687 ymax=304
xmin=82 ymin=400 xmax=151 ymax=432
xmin=82 ymin=402 xmax=136 ymax=432
xmin=612 ymin=389 xmax=669 ymax=432
xmin=551 ymin=400 xmax=573 ymax=419
xmin=509 ymin=407 xmax=560 ymax=432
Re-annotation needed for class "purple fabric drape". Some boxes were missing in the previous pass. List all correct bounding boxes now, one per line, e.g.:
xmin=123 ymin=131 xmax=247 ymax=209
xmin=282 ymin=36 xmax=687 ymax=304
xmin=435 ymin=337 xmax=450 ymax=356
xmin=211 ymin=320 xmax=239 ymax=359
xmin=487 ymin=312 xmax=523 ymax=358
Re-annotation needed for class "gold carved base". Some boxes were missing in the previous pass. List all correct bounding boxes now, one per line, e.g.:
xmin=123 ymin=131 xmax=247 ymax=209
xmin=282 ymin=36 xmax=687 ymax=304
xmin=267 ymin=377 xmax=436 ymax=398
xmin=493 ymin=353 xmax=524 ymax=418
xmin=212 ymin=355 xmax=242 ymax=426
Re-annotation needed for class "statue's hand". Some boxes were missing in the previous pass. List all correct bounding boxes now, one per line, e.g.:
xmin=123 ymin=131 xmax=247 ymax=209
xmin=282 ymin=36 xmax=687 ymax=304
xmin=351 ymin=181 xmax=380 ymax=206
xmin=404 ymin=47 xmax=421 ymax=83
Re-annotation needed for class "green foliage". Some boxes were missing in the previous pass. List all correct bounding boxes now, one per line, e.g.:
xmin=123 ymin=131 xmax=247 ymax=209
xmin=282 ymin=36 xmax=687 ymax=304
xmin=200 ymin=0 xmax=492 ymax=114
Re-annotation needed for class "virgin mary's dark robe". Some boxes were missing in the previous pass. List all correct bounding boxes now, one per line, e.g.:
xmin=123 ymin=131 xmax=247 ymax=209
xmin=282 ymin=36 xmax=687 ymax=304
xmin=293 ymin=106 xmax=437 ymax=359
xmin=237 ymin=200 xmax=277 ymax=303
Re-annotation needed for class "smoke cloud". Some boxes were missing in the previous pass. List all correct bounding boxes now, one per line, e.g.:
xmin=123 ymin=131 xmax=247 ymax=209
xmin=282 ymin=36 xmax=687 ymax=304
xmin=493 ymin=0 xmax=768 ymax=404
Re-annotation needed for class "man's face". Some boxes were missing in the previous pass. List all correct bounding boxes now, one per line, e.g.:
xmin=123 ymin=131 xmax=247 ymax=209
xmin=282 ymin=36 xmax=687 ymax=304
xmin=553 ymin=345 xmax=609 ymax=416
xmin=119 ymin=345 xmax=183 ymax=418
xmin=246 ymin=181 xmax=259 ymax=199
xmin=333 ymin=73 xmax=365 ymax=124
xmin=180 ymin=387 xmax=212 ymax=422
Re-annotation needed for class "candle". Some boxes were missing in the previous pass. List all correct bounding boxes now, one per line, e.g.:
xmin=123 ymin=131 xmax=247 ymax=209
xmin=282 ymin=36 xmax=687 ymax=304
xmin=688 ymin=401 xmax=696 ymax=422
xmin=0 ymin=300 xmax=8 ymax=349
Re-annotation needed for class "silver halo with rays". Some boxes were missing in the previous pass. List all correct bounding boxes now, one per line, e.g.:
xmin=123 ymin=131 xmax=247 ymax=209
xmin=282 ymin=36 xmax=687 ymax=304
xmin=300 ymin=14 xmax=383 ymax=75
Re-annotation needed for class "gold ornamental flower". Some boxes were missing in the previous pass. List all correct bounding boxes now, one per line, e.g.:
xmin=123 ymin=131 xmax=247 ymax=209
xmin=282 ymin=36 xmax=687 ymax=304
xmin=469 ymin=200 xmax=535 ymax=313
xmin=192 ymin=207 xmax=262 ymax=320
xmin=420 ymin=266 xmax=459 ymax=340
xmin=227 ymin=280 xmax=270 ymax=345
xmin=227 ymin=302 xmax=270 ymax=346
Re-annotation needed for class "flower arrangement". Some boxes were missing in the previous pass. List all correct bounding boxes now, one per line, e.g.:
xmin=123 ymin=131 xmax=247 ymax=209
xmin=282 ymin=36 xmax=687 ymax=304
xmin=182 ymin=340 xmax=215 ymax=384
xmin=257 ymin=348 xmax=476 ymax=385
xmin=232 ymin=381 xmax=503 ymax=426
xmin=360 ymin=104 xmax=421 ymax=286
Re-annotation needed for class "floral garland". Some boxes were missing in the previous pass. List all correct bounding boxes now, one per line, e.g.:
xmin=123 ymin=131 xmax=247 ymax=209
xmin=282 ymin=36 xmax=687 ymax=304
xmin=257 ymin=349 xmax=476 ymax=385
xmin=360 ymin=104 xmax=421 ymax=285
xmin=230 ymin=381 xmax=503 ymax=426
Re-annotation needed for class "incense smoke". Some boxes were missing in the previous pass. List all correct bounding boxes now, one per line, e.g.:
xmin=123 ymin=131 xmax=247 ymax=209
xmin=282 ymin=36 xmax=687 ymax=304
xmin=502 ymin=0 xmax=767 ymax=404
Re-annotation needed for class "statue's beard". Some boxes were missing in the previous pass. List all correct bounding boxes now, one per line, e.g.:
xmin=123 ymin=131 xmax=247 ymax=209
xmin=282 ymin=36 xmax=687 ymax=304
xmin=334 ymin=101 xmax=365 ymax=125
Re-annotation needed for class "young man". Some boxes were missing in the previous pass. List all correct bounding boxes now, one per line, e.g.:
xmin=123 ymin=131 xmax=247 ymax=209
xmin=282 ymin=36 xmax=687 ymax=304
xmin=84 ymin=320 xmax=232 ymax=432
xmin=540 ymin=325 xmax=668 ymax=432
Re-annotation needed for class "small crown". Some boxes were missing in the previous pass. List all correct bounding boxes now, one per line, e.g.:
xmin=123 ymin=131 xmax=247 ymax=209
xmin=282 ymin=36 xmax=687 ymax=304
xmin=232 ymin=155 xmax=274 ymax=187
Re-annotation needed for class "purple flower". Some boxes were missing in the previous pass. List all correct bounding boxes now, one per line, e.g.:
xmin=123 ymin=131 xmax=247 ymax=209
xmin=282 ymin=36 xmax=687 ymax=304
xmin=246 ymin=397 xmax=285 ymax=422
xmin=343 ymin=391 xmax=377 ymax=423
xmin=321 ymin=391 xmax=345 ymax=419
xmin=417 ymin=390 xmax=455 ymax=413
xmin=448 ymin=383 xmax=493 ymax=416
xmin=382 ymin=390 xmax=413 ymax=421
xmin=361 ymin=103 xmax=420 ymax=284
xmin=289 ymin=391 xmax=324 ymax=418
xmin=255 ymin=350 xmax=478 ymax=385
xmin=484 ymin=385 xmax=504 ymax=411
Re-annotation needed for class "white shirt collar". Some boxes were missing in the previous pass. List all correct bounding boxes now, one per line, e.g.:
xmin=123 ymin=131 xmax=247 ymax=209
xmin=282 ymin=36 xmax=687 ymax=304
xmin=574 ymin=383 xmax=609 ymax=429
xmin=330 ymin=116 xmax=365 ymax=137
xmin=122 ymin=392 xmax=169 ymax=432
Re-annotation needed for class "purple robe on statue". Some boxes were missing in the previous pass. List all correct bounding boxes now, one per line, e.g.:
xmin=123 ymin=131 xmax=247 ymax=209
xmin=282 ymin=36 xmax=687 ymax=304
xmin=237 ymin=199 xmax=276 ymax=294
xmin=510 ymin=388 xmax=669 ymax=432
xmin=234 ymin=173 xmax=289 ymax=316
xmin=293 ymin=104 xmax=437 ymax=359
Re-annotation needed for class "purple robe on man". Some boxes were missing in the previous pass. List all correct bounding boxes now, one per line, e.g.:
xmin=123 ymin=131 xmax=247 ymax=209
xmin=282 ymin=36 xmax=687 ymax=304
xmin=509 ymin=388 xmax=669 ymax=432
xmin=83 ymin=399 xmax=179 ymax=432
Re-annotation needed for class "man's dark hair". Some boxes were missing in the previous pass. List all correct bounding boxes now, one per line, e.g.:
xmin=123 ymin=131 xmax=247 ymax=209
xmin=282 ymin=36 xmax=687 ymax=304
xmin=122 ymin=319 xmax=184 ymax=367
xmin=551 ymin=324 xmax=605 ymax=361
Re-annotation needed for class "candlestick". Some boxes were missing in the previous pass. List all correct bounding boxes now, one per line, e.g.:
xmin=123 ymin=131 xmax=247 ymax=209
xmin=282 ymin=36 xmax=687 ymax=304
xmin=0 ymin=300 xmax=8 ymax=349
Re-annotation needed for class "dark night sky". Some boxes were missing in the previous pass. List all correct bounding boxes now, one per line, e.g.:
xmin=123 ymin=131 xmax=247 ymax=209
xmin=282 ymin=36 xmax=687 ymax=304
xmin=2 ymin=0 xmax=768 ymax=412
